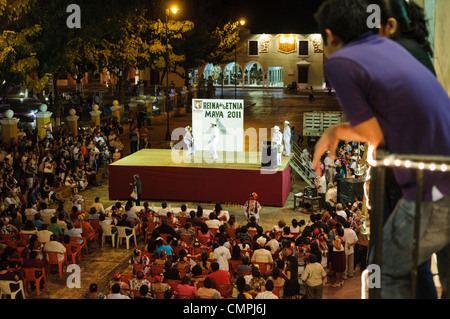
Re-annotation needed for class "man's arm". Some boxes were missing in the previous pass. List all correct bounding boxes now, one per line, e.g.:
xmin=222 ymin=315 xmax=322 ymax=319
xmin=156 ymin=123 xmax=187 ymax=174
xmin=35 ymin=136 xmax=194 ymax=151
xmin=312 ymin=118 xmax=385 ymax=176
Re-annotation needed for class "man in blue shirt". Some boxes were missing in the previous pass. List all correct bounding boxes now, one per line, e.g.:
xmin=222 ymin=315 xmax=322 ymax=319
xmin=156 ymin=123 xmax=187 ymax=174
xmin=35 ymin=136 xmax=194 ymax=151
xmin=155 ymin=238 xmax=173 ymax=258
xmin=313 ymin=0 xmax=450 ymax=298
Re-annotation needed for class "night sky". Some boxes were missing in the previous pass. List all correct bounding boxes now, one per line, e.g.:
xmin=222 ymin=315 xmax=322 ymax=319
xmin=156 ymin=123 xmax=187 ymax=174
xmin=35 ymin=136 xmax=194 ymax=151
xmin=228 ymin=0 xmax=326 ymax=34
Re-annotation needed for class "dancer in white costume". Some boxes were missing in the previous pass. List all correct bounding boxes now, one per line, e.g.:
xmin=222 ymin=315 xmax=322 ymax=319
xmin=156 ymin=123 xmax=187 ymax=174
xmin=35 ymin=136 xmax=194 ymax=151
xmin=184 ymin=126 xmax=195 ymax=156
xmin=283 ymin=121 xmax=291 ymax=156
xmin=209 ymin=122 xmax=219 ymax=160
xmin=272 ymin=126 xmax=283 ymax=166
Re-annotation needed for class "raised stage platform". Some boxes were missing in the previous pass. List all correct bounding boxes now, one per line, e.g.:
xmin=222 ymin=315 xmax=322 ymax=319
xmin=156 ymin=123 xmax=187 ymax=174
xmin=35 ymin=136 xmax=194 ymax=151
xmin=108 ymin=149 xmax=292 ymax=207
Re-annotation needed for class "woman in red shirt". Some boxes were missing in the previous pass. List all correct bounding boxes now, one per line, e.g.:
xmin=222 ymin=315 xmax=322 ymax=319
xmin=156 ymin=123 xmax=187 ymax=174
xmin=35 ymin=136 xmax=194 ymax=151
xmin=176 ymin=276 xmax=197 ymax=298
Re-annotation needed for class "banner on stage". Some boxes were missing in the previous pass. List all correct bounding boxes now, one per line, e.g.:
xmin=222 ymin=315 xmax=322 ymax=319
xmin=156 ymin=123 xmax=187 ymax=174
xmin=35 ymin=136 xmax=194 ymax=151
xmin=192 ymin=99 xmax=244 ymax=152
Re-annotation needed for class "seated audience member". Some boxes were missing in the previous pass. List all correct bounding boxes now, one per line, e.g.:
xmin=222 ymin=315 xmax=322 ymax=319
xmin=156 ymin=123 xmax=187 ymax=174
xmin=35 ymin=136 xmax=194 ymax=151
xmin=108 ymin=283 xmax=130 ymax=299
xmin=207 ymin=262 xmax=231 ymax=289
xmin=197 ymin=277 xmax=221 ymax=299
xmin=176 ymin=276 xmax=197 ymax=298
xmin=255 ymin=279 xmax=278 ymax=299
xmin=85 ymin=283 xmax=106 ymax=299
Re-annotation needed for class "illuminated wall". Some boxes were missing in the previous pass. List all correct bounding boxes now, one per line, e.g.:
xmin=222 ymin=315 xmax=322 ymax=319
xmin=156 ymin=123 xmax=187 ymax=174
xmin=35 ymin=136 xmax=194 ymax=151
xmin=433 ymin=0 xmax=450 ymax=95
xmin=230 ymin=28 xmax=325 ymax=89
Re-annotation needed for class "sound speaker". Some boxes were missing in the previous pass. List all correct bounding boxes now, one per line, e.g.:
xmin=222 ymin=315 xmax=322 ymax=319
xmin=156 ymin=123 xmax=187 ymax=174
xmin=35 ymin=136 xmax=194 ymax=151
xmin=337 ymin=178 xmax=364 ymax=203
xmin=304 ymin=186 xmax=317 ymax=197
xmin=261 ymin=142 xmax=278 ymax=169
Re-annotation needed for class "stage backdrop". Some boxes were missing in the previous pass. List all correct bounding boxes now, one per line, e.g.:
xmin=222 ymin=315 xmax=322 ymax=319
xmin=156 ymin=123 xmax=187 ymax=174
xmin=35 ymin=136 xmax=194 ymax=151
xmin=192 ymin=99 xmax=244 ymax=152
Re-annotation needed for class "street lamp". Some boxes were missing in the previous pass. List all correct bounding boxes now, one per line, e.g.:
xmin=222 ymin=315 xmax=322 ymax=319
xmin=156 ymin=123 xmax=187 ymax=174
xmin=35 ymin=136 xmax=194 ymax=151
xmin=235 ymin=19 xmax=245 ymax=100
xmin=165 ymin=5 xmax=179 ymax=141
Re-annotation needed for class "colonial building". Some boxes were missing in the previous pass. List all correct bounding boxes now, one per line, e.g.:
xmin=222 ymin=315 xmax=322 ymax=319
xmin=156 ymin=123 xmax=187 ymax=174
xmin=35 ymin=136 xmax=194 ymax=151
xmin=196 ymin=28 xmax=325 ymax=90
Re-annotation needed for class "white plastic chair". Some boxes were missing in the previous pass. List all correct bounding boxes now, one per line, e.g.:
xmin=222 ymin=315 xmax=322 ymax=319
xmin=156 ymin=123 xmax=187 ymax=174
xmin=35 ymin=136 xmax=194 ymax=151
xmin=116 ymin=226 xmax=137 ymax=249
xmin=0 ymin=280 xmax=26 ymax=299
xmin=101 ymin=224 xmax=118 ymax=248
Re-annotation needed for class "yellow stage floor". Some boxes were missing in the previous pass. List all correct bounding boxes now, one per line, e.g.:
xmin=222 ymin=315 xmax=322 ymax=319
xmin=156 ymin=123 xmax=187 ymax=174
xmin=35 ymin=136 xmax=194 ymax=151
xmin=111 ymin=149 xmax=292 ymax=171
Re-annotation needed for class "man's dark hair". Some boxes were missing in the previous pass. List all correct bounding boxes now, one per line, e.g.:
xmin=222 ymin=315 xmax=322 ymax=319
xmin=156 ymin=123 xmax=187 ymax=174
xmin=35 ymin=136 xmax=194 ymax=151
xmin=111 ymin=283 xmax=121 ymax=294
xmin=315 ymin=0 xmax=375 ymax=45
xmin=375 ymin=0 xmax=433 ymax=56
xmin=265 ymin=279 xmax=274 ymax=292
xmin=89 ymin=283 xmax=98 ymax=292
xmin=139 ymin=284 xmax=149 ymax=296
xmin=211 ymin=262 xmax=219 ymax=272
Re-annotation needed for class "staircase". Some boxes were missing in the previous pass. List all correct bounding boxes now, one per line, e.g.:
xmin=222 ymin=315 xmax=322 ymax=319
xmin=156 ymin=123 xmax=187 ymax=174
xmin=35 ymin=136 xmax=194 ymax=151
xmin=289 ymin=143 xmax=315 ymax=187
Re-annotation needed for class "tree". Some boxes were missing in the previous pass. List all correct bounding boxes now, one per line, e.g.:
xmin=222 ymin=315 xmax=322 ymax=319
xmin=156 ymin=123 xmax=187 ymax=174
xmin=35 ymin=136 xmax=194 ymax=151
xmin=97 ymin=5 xmax=194 ymax=102
xmin=0 ymin=0 xmax=51 ymax=99
xmin=168 ymin=1 xmax=246 ymax=86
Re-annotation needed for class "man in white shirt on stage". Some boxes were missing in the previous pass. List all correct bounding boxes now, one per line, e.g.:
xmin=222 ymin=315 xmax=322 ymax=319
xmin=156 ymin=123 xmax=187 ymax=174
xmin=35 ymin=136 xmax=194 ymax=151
xmin=209 ymin=122 xmax=219 ymax=160
xmin=283 ymin=121 xmax=291 ymax=156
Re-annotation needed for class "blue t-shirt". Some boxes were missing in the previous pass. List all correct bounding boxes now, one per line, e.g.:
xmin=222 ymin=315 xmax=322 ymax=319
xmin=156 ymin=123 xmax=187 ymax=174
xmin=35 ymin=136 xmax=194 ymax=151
xmin=156 ymin=244 xmax=173 ymax=256
xmin=325 ymin=32 xmax=450 ymax=202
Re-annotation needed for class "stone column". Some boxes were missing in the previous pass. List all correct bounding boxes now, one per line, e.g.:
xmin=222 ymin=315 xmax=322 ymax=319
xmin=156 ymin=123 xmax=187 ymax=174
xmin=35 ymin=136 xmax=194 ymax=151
xmin=90 ymin=104 xmax=102 ymax=127
xmin=190 ymin=84 xmax=197 ymax=99
xmin=0 ymin=110 xmax=19 ymax=144
xmin=35 ymin=104 xmax=53 ymax=141
xmin=66 ymin=109 xmax=79 ymax=137
xmin=111 ymin=100 xmax=122 ymax=123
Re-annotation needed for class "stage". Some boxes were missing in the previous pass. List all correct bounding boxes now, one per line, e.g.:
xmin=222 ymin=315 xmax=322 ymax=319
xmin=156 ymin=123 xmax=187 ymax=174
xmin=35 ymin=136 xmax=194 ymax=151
xmin=108 ymin=149 xmax=292 ymax=207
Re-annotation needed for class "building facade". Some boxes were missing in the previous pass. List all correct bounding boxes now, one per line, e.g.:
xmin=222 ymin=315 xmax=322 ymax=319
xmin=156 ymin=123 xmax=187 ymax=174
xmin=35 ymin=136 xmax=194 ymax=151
xmin=195 ymin=28 xmax=326 ymax=90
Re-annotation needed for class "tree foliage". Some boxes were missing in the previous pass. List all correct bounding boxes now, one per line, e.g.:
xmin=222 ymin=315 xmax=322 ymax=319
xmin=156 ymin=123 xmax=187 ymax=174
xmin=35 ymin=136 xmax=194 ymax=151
xmin=0 ymin=0 xmax=50 ymax=98
xmin=1 ymin=0 xmax=249 ymax=101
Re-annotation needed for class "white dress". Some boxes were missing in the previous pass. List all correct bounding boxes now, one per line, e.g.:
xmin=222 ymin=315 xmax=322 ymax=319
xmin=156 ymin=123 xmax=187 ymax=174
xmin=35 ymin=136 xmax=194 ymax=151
xmin=283 ymin=126 xmax=291 ymax=156
xmin=184 ymin=130 xmax=195 ymax=156
xmin=272 ymin=131 xmax=283 ymax=166
xmin=209 ymin=127 xmax=219 ymax=159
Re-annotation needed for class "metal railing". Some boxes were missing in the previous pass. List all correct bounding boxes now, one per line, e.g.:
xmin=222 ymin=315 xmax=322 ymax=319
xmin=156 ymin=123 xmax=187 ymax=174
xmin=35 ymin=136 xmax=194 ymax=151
xmin=291 ymin=143 xmax=315 ymax=187
xmin=368 ymin=149 xmax=450 ymax=299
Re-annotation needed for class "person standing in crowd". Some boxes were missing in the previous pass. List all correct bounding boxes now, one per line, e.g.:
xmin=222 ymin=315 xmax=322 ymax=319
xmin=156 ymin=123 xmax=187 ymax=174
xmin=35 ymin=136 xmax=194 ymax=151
xmin=325 ymin=182 xmax=337 ymax=208
xmin=283 ymin=121 xmax=291 ymax=157
xmin=308 ymin=86 xmax=315 ymax=102
xmin=313 ymin=0 xmax=450 ymax=298
xmin=324 ymin=151 xmax=336 ymax=183
xmin=129 ymin=128 xmax=139 ymax=154
xmin=213 ymin=237 xmax=231 ymax=272
xmin=130 ymin=174 xmax=142 ymax=206
xmin=208 ymin=122 xmax=219 ymax=161
xmin=244 ymin=192 xmax=262 ymax=224
xmin=301 ymin=253 xmax=327 ymax=299
xmin=354 ymin=225 xmax=369 ymax=272
xmin=315 ymin=171 xmax=327 ymax=208
xmin=343 ymin=221 xmax=358 ymax=280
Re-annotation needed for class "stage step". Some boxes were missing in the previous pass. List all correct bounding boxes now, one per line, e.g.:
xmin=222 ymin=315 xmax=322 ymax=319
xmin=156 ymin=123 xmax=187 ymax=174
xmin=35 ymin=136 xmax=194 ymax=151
xmin=290 ymin=143 xmax=315 ymax=188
